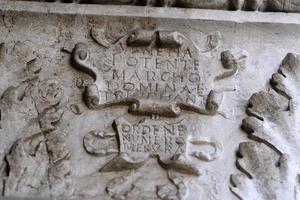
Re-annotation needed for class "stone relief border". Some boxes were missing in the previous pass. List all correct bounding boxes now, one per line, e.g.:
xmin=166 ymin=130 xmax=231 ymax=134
xmin=8 ymin=0 xmax=300 ymax=13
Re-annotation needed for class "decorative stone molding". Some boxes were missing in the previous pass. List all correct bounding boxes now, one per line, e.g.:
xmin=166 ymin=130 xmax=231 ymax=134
xmin=7 ymin=0 xmax=300 ymax=13
xmin=0 ymin=2 xmax=299 ymax=200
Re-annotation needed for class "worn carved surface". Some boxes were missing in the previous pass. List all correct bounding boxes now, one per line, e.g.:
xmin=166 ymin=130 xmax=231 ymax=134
xmin=230 ymin=53 xmax=300 ymax=200
xmin=1 ymin=77 xmax=72 ymax=197
xmin=0 ymin=4 xmax=300 ymax=200
xmin=7 ymin=0 xmax=300 ymax=13
xmin=72 ymin=29 xmax=223 ymax=117
xmin=72 ymin=28 xmax=226 ymax=199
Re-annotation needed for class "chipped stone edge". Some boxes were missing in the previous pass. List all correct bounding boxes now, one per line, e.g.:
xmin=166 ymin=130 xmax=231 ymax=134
xmin=0 ymin=1 xmax=300 ymax=25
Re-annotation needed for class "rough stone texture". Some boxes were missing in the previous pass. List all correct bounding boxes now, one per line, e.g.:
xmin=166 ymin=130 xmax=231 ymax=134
xmin=7 ymin=0 xmax=300 ymax=13
xmin=230 ymin=53 xmax=300 ymax=200
xmin=0 ymin=1 xmax=300 ymax=200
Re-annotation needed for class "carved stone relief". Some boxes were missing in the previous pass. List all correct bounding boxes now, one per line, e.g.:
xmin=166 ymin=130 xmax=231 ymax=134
xmin=1 ymin=78 xmax=73 ymax=198
xmin=71 ymin=28 xmax=230 ymax=199
xmin=0 ymin=6 xmax=299 ymax=200
xmin=0 ymin=41 xmax=73 ymax=198
xmin=72 ymin=29 xmax=223 ymax=117
xmin=8 ymin=0 xmax=300 ymax=13
xmin=230 ymin=53 xmax=300 ymax=200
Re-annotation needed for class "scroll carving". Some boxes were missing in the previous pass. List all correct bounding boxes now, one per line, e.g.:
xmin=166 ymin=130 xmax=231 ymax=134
xmin=230 ymin=53 xmax=300 ymax=200
xmin=72 ymin=29 xmax=223 ymax=117
xmin=70 ymin=28 xmax=239 ymax=199
xmin=82 ymin=115 xmax=223 ymax=199
xmin=215 ymin=49 xmax=248 ymax=80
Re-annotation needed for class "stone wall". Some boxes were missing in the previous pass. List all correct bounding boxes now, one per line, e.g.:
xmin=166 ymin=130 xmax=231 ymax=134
xmin=0 ymin=1 xmax=300 ymax=199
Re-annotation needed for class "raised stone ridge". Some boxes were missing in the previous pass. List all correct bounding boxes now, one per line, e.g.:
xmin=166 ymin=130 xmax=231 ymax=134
xmin=1 ymin=0 xmax=300 ymax=25
xmin=5 ymin=0 xmax=300 ymax=13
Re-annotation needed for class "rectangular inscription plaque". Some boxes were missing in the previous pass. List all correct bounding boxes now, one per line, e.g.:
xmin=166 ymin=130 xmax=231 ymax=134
xmin=72 ymin=30 xmax=216 ymax=117
xmin=115 ymin=117 xmax=188 ymax=156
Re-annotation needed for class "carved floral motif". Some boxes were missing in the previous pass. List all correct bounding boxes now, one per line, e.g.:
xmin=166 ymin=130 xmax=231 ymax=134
xmin=230 ymin=53 xmax=300 ymax=200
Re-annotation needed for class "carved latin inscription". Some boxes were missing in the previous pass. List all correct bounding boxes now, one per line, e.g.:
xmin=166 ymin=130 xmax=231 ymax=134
xmin=72 ymin=30 xmax=222 ymax=117
xmin=116 ymin=117 xmax=188 ymax=155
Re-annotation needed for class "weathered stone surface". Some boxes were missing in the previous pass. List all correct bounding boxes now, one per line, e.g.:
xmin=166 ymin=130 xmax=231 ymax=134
xmin=231 ymin=53 xmax=300 ymax=200
xmin=71 ymin=30 xmax=222 ymax=117
xmin=7 ymin=0 xmax=300 ymax=13
xmin=0 ymin=1 xmax=300 ymax=200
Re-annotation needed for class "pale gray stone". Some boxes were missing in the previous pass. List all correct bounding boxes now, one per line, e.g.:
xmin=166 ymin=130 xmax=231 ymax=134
xmin=6 ymin=0 xmax=300 ymax=13
xmin=0 ymin=1 xmax=299 ymax=200
xmin=230 ymin=53 xmax=300 ymax=200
